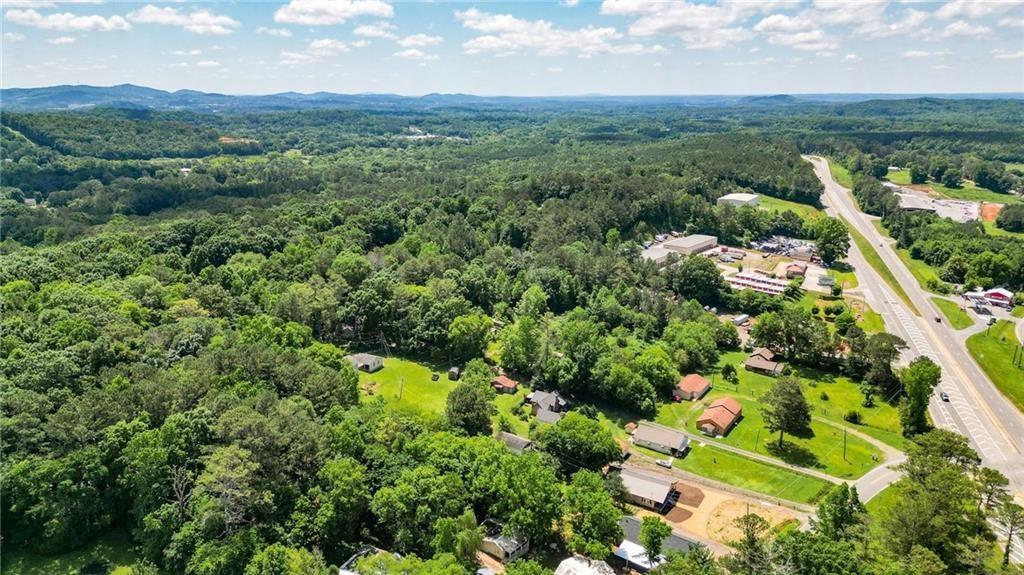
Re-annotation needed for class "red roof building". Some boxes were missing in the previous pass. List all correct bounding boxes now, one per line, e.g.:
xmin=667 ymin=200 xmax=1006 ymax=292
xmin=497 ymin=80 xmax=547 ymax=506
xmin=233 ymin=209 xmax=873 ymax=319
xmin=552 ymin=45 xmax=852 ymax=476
xmin=696 ymin=397 xmax=743 ymax=436
xmin=673 ymin=374 xmax=712 ymax=401
xmin=491 ymin=375 xmax=519 ymax=394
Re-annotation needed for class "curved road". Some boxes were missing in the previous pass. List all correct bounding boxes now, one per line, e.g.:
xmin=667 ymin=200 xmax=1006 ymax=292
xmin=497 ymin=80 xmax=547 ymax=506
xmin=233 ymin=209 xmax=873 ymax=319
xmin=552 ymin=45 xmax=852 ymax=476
xmin=805 ymin=156 xmax=1024 ymax=499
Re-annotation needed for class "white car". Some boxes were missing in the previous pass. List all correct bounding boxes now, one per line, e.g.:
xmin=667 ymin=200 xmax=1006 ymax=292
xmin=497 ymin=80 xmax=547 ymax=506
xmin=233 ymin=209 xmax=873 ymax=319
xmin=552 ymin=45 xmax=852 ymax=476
xmin=656 ymin=457 xmax=674 ymax=468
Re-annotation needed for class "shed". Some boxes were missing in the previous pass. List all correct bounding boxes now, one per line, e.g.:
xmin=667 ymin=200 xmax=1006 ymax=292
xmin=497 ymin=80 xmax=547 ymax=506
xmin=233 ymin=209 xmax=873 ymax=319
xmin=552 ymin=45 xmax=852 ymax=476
xmin=448 ymin=366 xmax=461 ymax=381
xmin=345 ymin=353 xmax=383 ymax=373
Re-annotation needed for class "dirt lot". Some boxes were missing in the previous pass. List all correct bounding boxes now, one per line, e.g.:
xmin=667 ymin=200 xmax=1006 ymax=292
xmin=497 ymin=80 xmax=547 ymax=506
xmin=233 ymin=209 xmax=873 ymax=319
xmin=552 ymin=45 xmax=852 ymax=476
xmin=706 ymin=499 xmax=799 ymax=543
xmin=981 ymin=202 xmax=1003 ymax=222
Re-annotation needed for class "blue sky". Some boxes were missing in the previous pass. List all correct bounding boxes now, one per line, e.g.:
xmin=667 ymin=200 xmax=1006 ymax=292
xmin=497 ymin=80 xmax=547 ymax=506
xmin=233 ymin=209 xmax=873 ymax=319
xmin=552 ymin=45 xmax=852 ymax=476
xmin=3 ymin=0 xmax=1023 ymax=95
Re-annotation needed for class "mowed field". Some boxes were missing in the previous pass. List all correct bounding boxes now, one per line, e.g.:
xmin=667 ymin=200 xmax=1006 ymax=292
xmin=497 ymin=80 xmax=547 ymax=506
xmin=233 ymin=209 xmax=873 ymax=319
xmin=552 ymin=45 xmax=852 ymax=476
xmin=656 ymin=352 xmax=898 ymax=480
xmin=966 ymin=321 xmax=1024 ymax=412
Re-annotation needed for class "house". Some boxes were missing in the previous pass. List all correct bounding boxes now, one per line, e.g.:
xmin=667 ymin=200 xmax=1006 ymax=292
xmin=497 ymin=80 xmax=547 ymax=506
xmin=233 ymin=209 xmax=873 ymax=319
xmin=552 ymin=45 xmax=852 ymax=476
xmin=696 ymin=397 xmax=743 ymax=436
xmin=179 ymin=167 xmax=192 ymax=176
xmin=745 ymin=347 xmax=786 ymax=376
xmin=632 ymin=421 xmax=690 ymax=455
xmin=624 ymin=422 xmax=638 ymax=435
xmin=536 ymin=409 xmax=564 ymax=424
xmin=984 ymin=287 xmax=1014 ymax=308
xmin=480 ymin=520 xmax=529 ymax=563
xmin=448 ymin=366 xmax=461 ymax=381
xmin=717 ymin=192 xmax=760 ymax=208
xmin=618 ymin=466 xmax=677 ymax=511
xmin=22 ymin=198 xmax=37 ymax=207
xmin=527 ymin=390 xmax=569 ymax=414
xmin=789 ymin=245 xmax=815 ymax=261
xmin=785 ymin=261 xmax=808 ymax=279
xmin=613 ymin=517 xmax=696 ymax=572
xmin=673 ymin=374 xmax=711 ymax=401
xmin=498 ymin=431 xmax=534 ymax=454
xmin=492 ymin=375 xmax=519 ymax=394
xmin=345 ymin=353 xmax=383 ymax=373
xmin=554 ymin=556 xmax=615 ymax=575
xmin=731 ymin=314 xmax=751 ymax=326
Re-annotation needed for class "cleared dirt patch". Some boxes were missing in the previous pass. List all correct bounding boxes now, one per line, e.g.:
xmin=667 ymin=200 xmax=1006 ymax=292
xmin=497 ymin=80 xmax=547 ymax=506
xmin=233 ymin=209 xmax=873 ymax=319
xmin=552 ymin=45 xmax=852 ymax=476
xmin=673 ymin=482 xmax=706 ymax=507
xmin=665 ymin=506 xmax=694 ymax=522
xmin=981 ymin=202 xmax=1003 ymax=222
xmin=706 ymin=499 xmax=797 ymax=544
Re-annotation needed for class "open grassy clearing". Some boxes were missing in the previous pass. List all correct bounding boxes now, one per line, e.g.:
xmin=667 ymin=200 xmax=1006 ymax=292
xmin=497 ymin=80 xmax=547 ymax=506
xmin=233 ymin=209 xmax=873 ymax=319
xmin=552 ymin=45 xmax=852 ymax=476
xmin=966 ymin=320 xmax=1024 ymax=412
xmin=843 ymin=216 xmax=919 ymax=315
xmin=930 ymin=179 xmax=1020 ymax=204
xmin=830 ymin=266 xmax=859 ymax=290
xmin=1013 ymin=306 xmax=1024 ymax=319
xmin=356 ymin=356 xmax=458 ymax=416
xmin=885 ymin=169 xmax=911 ymax=185
xmin=759 ymin=195 xmax=824 ymax=219
xmin=636 ymin=444 xmax=832 ymax=505
xmin=1 ymin=530 xmax=146 ymax=575
xmin=828 ymin=158 xmax=854 ymax=189
xmin=659 ymin=352 xmax=902 ymax=472
xmin=983 ymin=219 xmax=1024 ymax=238
xmin=931 ymin=297 xmax=973 ymax=330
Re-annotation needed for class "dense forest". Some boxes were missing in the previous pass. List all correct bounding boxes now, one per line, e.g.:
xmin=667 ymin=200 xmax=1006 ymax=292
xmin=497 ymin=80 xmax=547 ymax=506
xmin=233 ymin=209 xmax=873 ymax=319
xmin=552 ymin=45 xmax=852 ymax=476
xmin=2 ymin=99 xmax=1023 ymax=575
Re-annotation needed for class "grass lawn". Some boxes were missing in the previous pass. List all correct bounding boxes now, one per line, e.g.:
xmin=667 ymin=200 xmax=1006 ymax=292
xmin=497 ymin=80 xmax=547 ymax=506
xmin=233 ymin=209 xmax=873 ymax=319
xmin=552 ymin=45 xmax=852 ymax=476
xmin=983 ymin=220 xmax=1024 ymax=238
xmin=885 ymin=169 xmax=911 ymax=185
xmin=966 ymin=321 xmax=1024 ymax=412
xmin=831 ymin=267 xmax=859 ymax=290
xmin=857 ymin=306 xmax=886 ymax=334
xmin=760 ymin=195 xmax=823 ymax=220
xmin=930 ymin=180 xmax=1021 ymax=205
xmin=357 ymin=356 xmax=458 ymax=416
xmin=932 ymin=297 xmax=973 ymax=330
xmin=1 ymin=530 xmax=147 ymax=575
xmin=828 ymin=158 xmax=854 ymax=189
xmin=1013 ymin=306 xmax=1024 ymax=319
xmin=843 ymin=216 xmax=919 ymax=315
xmin=668 ymin=443 xmax=833 ymax=504
xmin=656 ymin=352 xmax=899 ymax=480
xmin=895 ymin=247 xmax=945 ymax=293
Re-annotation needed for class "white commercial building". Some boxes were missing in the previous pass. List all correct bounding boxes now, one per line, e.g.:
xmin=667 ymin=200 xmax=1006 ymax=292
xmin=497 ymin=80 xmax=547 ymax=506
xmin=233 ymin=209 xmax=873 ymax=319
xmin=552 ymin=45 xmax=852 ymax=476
xmin=641 ymin=234 xmax=718 ymax=267
xmin=717 ymin=192 xmax=760 ymax=207
xmin=726 ymin=271 xmax=790 ymax=295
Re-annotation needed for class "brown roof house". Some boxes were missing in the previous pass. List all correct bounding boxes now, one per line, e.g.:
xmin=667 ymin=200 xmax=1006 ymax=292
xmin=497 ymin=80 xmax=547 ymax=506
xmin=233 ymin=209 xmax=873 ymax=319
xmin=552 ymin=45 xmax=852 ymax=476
xmin=492 ymin=375 xmax=519 ymax=394
xmin=785 ymin=261 xmax=808 ymax=279
xmin=745 ymin=347 xmax=786 ymax=376
xmin=696 ymin=397 xmax=743 ymax=437
xmin=673 ymin=374 xmax=711 ymax=401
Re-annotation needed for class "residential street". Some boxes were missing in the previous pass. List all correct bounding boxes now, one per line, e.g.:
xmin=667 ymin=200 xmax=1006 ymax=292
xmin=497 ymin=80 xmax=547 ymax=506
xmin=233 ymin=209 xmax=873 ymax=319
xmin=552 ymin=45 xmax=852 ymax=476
xmin=805 ymin=156 xmax=1024 ymax=499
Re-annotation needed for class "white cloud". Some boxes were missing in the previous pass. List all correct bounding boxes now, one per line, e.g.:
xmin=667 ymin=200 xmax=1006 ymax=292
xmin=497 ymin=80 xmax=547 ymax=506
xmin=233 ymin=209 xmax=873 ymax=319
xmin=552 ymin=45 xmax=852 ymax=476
xmin=274 ymin=0 xmax=393 ymax=25
xmin=936 ymin=0 xmax=1024 ymax=20
xmin=767 ymin=29 xmax=837 ymax=51
xmin=280 ymin=38 xmax=350 ymax=65
xmin=352 ymin=39 xmax=370 ymax=47
xmin=901 ymin=49 xmax=951 ymax=58
xmin=170 ymin=61 xmax=189 ymax=68
xmin=170 ymin=49 xmax=201 ymax=56
xmin=354 ymin=21 xmax=396 ymax=39
xmin=257 ymin=26 xmax=293 ymax=37
xmin=127 ymin=5 xmax=240 ymax=35
xmin=457 ymin=7 xmax=667 ymax=56
xmin=812 ymin=0 xmax=888 ymax=26
xmin=394 ymin=48 xmax=438 ymax=60
xmin=600 ymin=0 xmax=767 ymax=47
xmin=563 ymin=0 xmax=580 ymax=6
xmin=5 ymin=9 xmax=130 ymax=31
xmin=546 ymin=65 xmax=564 ymax=72
xmin=396 ymin=33 xmax=442 ymax=47
xmin=195 ymin=60 xmax=221 ymax=67
xmin=993 ymin=48 xmax=1024 ymax=60
xmin=938 ymin=21 xmax=991 ymax=37
xmin=854 ymin=8 xmax=929 ymax=38
xmin=999 ymin=16 xmax=1024 ymax=27
xmin=3 ymin=32 xmax=27 ymax=42
xmin=47 ymin=35 xmax=75 ymax=44
xmin=1 ymin=0 xmax=105 ymax=6
xmin=841 ymin=53 xmax=860 ymax=62
xmin=754 ymin=13 xmax=814 ymax=33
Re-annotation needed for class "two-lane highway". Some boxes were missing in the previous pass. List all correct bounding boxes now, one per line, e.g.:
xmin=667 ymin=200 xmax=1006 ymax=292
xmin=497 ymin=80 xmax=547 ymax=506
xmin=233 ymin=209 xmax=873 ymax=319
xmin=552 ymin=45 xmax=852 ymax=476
xmin=805 ymin=156 xmax=1024 ymax=497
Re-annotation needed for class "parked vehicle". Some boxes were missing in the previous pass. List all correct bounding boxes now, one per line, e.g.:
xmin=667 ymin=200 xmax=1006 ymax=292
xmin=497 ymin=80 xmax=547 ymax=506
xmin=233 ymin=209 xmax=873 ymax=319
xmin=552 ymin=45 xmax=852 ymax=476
xmin=940 ymin=391 xmax=950 ymax=402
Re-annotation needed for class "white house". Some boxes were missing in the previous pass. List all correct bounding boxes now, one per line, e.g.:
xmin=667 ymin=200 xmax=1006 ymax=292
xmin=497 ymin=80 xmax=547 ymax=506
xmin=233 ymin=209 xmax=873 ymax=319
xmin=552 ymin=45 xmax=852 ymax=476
xmin=717 ymin=192 xmax=760 ymax=207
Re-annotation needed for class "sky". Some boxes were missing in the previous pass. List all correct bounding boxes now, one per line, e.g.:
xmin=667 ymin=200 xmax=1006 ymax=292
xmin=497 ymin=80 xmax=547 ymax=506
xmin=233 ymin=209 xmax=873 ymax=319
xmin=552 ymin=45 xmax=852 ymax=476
xmin=2 ymin=0 xmax=1023 ymax=96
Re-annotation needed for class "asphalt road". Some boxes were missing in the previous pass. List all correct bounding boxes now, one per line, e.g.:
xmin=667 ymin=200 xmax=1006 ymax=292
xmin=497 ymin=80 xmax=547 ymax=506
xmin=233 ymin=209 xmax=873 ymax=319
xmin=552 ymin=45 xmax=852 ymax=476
xmin=805 ymin=156 xmax=1024 ymax=499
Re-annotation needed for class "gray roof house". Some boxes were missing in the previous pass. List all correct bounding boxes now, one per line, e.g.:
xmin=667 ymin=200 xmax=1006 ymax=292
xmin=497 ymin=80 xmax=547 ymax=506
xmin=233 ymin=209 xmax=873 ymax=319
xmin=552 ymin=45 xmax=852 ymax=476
xmin=618 ymin=466 xmax=677 ymax=511
xmin=345 ymin=353 xmax=383 ymax=373
xmin=527 ymin=390 xmax=569 ymax=414
xmin=498 ymin=431 xmax=534 ymax=454
xmin=631 ymin=421 xmax=690 ymax=455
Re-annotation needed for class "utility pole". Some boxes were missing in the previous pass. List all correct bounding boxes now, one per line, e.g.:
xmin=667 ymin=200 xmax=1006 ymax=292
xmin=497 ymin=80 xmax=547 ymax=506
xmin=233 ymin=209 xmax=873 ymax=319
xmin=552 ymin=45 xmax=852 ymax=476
xmin=843 ymin=428 xmax=848 ymax=462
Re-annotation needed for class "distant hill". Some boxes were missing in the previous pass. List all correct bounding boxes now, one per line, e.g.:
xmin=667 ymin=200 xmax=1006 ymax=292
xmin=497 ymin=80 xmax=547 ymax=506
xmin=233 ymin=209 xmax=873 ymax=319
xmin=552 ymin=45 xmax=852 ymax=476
xmin=1 ymin=84 xmax=1022 ymax=112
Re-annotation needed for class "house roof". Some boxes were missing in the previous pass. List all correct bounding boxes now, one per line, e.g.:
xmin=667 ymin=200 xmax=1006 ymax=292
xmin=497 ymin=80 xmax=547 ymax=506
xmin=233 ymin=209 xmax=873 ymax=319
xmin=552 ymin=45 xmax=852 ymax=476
xmin=492 ymin=375 xmax=518 ymax=389
xmin=529 ymin=390 xmax=567 ymax=411
xmin=677 ymin=374 xmax=711 ymax=395
xmin=986 ymin=287 xmax=1013 ymax=298
xmin=697 ymin=397 xmax=743 ymax=431
xmin=619 ymin=466 xmax=675 ymax=503
xmin=346 ymin=353 xmax=382 ymax=363
xmin=536 ymin=409 xmax=563 ymax=424
xmin=498 ymin=432 xmax=533 ymax=453
xmin=619 ymin=517 xmax=694 ymax=555
xmin=719 ymin=192 xmax=759 ymax=202
xmin=554 ymin=557 xmax=615 ymax=575
xmin=634 ymin=421 xmax=689 ymax=451
xmin=614 ymin=540 xmax=662 ymax=571
xmin=745 ymin=355 xmax=784 ymax=374
xmin=787 ymin=261 xmax=808 ymax=271
xmin=750 ymin=347 xmax=776 ymax=360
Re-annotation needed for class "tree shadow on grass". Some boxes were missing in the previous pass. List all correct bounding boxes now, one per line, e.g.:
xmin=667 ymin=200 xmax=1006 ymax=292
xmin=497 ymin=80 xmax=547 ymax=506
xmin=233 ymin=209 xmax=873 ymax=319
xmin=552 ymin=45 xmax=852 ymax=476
xmin=764 ymin=437 xmax=822 ymax=470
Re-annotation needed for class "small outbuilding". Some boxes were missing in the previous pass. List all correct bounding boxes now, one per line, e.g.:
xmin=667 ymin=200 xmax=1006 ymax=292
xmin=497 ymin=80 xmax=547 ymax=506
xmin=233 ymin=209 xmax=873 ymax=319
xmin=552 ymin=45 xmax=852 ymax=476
xmin=345 ymin=353 xmax=383 ymax=373
xmin=497 ymin=431 xmax=534 ymax=454
xmin=480 ymin=520 xmax=530 ymax=563
xmin=673 ymin=374 xmax=711 ymax=401
xmin=448 ymin=366 xmax=461 ymax=381
xmin=492 ymin=375 xmax=519 ymax=394
xmin=696 ymin=397 xmax=743 ymax=436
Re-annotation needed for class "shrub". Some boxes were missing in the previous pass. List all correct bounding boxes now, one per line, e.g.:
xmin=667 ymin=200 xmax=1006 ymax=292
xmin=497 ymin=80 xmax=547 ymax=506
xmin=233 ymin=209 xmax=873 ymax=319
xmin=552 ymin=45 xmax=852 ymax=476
xmin=820 ymin=391 xmax=829 ymax=401
xmin=844 ymin=410 xmax=862 ymax=424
